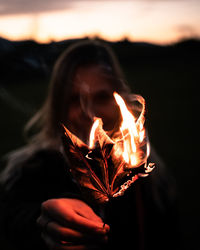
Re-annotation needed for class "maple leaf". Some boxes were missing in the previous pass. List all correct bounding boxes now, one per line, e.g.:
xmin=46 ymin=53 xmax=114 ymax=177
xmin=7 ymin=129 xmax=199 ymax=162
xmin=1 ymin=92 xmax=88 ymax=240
xmin=61 ymin=120 xmax=155 ymax=204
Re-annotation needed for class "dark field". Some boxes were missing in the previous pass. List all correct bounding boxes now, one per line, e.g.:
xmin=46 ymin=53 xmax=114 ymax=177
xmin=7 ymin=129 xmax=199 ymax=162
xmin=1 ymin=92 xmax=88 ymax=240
xmin=0 ymin=38 xmax=199 ymax=249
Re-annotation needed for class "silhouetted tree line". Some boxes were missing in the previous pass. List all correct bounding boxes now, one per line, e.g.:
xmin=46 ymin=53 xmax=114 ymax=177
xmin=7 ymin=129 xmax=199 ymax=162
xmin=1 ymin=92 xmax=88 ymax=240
xmin=0 ymin=37 xmax=199 ymax=84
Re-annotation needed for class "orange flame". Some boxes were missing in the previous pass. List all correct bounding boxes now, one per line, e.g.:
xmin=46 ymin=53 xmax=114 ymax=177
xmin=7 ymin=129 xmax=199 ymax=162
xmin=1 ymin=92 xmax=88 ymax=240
xmin=62 ymin=91 xmax=155 ymax=202
xmin=89 ymin=118 xmax=100 ymax=149
xmin=89 ymin=92 xmax=149 ymax=169
xmin=113 ymin=92 xmax=148 ymax=168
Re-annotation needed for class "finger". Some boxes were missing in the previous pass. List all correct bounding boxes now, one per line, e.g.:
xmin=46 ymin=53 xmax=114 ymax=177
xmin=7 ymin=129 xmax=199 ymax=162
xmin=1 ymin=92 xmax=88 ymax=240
xmin=70 ymin=213 xmax=110 ymax=235
xmin=73 ymin=202 xmax=103 ymax=223
xmin=41 ymin=199 xmax=102 ymax=224
xmin=42 ymin=200 xmax=109 ymax=234
xmin=47 ymin=221 xmax=84 ymax=241
xmin=46 ymin=221 xmax=108 ymax=244
xmin=41 ymin=232 xmax=100 ymax=250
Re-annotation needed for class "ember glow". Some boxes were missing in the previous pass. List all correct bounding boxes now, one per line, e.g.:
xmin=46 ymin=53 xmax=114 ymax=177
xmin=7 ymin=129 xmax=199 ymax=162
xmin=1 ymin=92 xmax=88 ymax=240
xmin=62 ymin=92 xmax=155 ymax=203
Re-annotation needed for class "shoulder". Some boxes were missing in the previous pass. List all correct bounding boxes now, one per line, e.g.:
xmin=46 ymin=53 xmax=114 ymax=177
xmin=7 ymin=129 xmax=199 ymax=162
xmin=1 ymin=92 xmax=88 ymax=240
xmin=5 ymin=148 xmax=66 ymax=175
xmin=0 ymin=148 xmax=69 ymax=192
xmin=22 ymin=149 xmax=66 ymax=172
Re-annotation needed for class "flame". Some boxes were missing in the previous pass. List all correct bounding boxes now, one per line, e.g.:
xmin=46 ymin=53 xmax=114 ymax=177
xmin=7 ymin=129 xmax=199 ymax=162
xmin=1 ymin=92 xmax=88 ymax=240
xmin=113 ymin=92 xmax=147 ymax=168
xmin=62 ymin=91 xmax=155 ymax=202
xmin=89 ymin=118 xmax=100 ymax=149
xmin=114 ymin=92 xmax=138 ymax=165
xmin=89 ymin=92 xmax=149 ymax=169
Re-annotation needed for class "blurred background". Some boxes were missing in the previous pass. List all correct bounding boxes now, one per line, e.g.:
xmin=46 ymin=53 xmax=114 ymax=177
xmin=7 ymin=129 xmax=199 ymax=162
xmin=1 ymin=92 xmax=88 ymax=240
xmin=0 ymin=0 xmax=199 ymax=249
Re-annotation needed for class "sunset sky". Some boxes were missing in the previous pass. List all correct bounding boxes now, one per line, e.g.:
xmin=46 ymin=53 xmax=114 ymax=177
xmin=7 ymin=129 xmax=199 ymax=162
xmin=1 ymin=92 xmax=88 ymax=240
xmin=0 ymin=0 xmax=199 ymax=44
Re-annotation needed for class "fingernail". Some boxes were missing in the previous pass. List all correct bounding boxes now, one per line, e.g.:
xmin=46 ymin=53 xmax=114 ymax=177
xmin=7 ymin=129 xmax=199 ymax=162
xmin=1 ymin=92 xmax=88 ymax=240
xmin=96 ymin=224 xmax=110 ymax=234
xmin=103 ymin=223 xmax=110 ymax=233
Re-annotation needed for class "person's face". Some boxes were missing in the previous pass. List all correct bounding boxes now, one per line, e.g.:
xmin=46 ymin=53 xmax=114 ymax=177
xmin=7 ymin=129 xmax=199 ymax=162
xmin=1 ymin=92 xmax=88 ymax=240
xmin=66 ymin=65 xmax=120 ymax=143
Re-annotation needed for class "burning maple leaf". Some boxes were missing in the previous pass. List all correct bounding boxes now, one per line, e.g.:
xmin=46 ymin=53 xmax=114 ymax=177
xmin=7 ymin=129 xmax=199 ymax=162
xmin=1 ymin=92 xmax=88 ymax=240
xmin=61 ymin=92 xmax=155 ymax=204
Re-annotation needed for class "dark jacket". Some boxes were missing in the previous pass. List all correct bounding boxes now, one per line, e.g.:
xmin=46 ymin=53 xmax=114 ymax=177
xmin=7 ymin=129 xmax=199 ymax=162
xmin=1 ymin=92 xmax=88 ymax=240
xmin=0 ymin=149 xmax=179 ymax=250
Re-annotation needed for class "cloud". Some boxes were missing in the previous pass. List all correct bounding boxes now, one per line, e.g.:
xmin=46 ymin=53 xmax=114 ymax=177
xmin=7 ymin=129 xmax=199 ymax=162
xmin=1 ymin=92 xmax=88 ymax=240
xmin=0 ymin=0 xmax=195 ymax=16
xmin=0 ymin=0 xmax=132 ymax=16
xmin=175 ymin=24 xmax=200 ymax=38
xmin=0 ymin=0 xmax=125 ymax=15
xmin=0 ymin=0 xmax=75 ymax=15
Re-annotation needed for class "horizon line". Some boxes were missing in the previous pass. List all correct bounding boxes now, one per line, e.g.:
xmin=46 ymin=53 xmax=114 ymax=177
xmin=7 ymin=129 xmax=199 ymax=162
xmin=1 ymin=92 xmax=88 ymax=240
xmin=1 ymin=34 xmax=200 ymax=46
